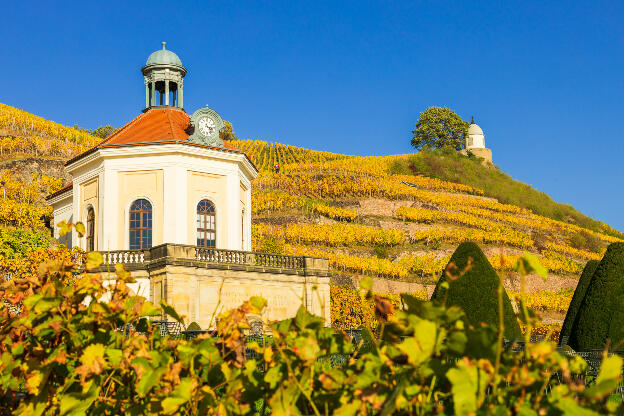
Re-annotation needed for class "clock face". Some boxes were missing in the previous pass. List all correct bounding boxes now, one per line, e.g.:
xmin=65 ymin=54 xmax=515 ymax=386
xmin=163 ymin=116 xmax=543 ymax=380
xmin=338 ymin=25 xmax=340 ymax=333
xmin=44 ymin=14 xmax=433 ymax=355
xmin=197 ymin=117 xmax=216 ymax=136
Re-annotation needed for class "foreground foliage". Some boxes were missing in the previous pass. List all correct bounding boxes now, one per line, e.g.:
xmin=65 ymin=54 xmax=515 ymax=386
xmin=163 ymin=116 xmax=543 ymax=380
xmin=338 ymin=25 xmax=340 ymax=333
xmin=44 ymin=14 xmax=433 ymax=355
xmin=0 ymin=247 xmax=622 ymax=415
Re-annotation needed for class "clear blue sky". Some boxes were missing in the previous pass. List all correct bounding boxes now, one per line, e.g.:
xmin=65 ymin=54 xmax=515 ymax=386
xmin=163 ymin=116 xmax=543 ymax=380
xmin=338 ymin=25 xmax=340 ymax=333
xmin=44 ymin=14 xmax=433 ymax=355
xmin=2 ymin=1 xmax=623 ymax=230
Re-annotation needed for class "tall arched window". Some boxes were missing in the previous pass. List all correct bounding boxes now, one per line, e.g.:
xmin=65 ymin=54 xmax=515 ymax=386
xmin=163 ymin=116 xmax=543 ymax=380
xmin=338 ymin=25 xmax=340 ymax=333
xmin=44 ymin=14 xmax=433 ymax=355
xmin=129 ymin=199 xmax=152 ymax=250
xmin=197 ymin=199 xmax=216 ymax=248
xmin=86 ymin=207 xmax=95 ymax=252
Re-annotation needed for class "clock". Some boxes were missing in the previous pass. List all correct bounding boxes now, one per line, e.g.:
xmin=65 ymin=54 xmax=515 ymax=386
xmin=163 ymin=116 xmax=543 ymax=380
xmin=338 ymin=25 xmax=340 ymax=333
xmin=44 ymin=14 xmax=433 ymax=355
xmin=198 ymin=117 xmax=216 ymax=136
xmin=188 ymin=106 xmax=225 ymax=147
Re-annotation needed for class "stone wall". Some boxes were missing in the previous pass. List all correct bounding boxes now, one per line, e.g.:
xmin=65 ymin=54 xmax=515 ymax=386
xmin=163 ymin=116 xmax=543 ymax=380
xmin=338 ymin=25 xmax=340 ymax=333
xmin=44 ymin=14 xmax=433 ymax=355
xmin=94 ymin=244 xmax=330 ymax=329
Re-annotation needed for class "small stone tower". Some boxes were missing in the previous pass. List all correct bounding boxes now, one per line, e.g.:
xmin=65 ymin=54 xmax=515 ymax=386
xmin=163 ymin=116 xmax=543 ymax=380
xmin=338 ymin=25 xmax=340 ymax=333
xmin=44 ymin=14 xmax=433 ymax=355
xmin=462 ymin=117 xmax=492 ymax=164
xmin=142 ymin=42 xmax=187 ymax=109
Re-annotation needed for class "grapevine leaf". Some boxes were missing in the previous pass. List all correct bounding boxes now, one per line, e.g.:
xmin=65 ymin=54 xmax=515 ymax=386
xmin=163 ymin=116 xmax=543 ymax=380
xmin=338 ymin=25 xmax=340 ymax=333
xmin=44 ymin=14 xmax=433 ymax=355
xmin=360 ymin=276 xmax=372 ymax=290
xmin=250 ymin=296 xmax=267 ymax=313
xmin=85 ymin=251 xmax=103 ymax=271
xmin=160 ymin=300 xmax=184 ymax=324
xmin=59 ymin=379 xmax=100 ymax=416
xmin=514 ymin=253 xmax=548 ymax=279
xmin=74 ymin=222 xmax=86 ymax=238
xmin=161 ymin=378 xmax=194 ymax=414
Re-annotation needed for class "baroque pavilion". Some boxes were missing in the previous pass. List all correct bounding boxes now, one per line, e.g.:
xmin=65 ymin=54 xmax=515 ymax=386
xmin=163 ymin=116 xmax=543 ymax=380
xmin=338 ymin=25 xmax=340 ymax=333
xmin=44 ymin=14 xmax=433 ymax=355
xmin=46 ymin=44 xmax=330 ymax=328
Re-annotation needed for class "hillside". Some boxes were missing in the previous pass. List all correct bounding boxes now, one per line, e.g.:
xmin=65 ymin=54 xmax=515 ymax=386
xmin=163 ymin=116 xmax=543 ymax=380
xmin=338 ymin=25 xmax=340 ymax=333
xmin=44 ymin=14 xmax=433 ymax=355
xmin=1 ymin=102 xmax=621 ymax=331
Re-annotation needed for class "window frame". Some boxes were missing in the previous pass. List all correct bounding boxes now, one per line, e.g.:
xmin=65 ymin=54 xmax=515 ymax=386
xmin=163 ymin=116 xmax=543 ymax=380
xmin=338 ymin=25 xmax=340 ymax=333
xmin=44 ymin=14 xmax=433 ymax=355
xmin=129 ymin=198 xmax=153 ymax=250
xmin=196 ymin=199 xmax=216 ymax=248
xmin=86 ymin=206 xmax=95 ymax=252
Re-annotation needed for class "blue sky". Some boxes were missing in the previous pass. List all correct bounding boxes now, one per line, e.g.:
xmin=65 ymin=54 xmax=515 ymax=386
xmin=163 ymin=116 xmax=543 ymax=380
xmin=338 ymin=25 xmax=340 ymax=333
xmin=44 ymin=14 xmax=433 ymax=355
xmin=2 ymin=1 xmax=623 ymax=230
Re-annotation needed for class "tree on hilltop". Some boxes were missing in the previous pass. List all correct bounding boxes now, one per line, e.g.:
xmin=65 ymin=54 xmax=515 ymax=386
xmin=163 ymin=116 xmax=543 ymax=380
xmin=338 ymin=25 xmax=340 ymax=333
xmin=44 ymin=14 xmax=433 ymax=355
xmin=411 ymin=107 xmax=468 ymax=151
xmin=219 ymin=121 xmax=237 ymax=141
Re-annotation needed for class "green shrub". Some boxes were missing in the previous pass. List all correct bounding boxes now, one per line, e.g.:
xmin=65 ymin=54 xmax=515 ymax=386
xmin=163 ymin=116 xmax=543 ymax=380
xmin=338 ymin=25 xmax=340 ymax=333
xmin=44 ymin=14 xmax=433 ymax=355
xmin=0 ymin=227 xmax=49 ymax=258
xmin=187 ymin=321 xmax=202 ymax=331
xmin=559 ymin=260 xmax=600 ymax=345
xmin=373 ymin=245 xmax=389 ymax=259
xmin=431 ymin=242 xmax=522 ymax=339
xmin=570 ymin=243 xmax=624 ymax=350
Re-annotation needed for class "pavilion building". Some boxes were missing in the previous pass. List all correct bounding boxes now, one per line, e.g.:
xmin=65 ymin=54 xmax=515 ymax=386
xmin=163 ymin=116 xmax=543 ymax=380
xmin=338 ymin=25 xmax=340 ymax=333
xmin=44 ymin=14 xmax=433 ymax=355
xmin=46 ymin=43 xmax=329 ymax=329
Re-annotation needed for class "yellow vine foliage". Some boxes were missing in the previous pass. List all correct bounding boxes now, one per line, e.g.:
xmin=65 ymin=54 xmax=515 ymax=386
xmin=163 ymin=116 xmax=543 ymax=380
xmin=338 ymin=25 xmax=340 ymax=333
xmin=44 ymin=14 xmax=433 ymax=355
xmin=510 ymin=290 xmax=573 ymax=313
xmin=286 ymin=244 xmax=408 ymax=278
xmin=230 ymin=139 xmax=348 ymax=172
xmin=253 ymin=223 xmax=406 ymax=247
xmin=544 ymin=242 xmax=604 ymax=261
xmin=0 ymin=199 xmax=51 ymax=230
xmin=489 ymin=253 xmax=584 ymax=275
xmin=330 ymin=286 xmax=427 ymax=330
xmin=311 ymin=204 xmax=357 ymax=222
xmin=412 ymin=227 xmax=534 ymax=249
xmin=0 ymin=103 xmax=99 ymax=158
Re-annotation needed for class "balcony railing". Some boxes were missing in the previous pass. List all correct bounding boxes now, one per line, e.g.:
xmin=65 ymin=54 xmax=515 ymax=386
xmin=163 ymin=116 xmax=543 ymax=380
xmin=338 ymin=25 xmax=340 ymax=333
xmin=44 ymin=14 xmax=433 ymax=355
xmin=99 ymin=244 xmax=310 ymax=272
xmin=195 ymin=247 xmax=305 ymax=270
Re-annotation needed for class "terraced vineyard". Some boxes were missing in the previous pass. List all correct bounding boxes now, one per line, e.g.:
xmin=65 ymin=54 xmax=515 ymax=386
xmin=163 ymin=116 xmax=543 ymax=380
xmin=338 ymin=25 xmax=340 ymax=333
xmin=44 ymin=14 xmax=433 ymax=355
xmin=0 ymin=103 xmax=621 ymax=333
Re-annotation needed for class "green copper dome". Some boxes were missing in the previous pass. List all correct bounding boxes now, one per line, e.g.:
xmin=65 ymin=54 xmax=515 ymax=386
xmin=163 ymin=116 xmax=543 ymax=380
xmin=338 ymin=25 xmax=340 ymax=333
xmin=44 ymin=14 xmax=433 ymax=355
xmin=146 ymin=42 xmax=183 ymax=67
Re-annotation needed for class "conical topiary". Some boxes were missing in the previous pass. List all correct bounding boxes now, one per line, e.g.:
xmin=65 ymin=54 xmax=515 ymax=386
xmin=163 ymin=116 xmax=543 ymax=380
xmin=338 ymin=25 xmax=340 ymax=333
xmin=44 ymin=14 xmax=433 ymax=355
xmin=431 ymin=242 xmax=522 ymax=339
xmin=559 ymin=260 xmax=600 ymax=346
xmin=569 ymin=243 xmax=624 ymax=351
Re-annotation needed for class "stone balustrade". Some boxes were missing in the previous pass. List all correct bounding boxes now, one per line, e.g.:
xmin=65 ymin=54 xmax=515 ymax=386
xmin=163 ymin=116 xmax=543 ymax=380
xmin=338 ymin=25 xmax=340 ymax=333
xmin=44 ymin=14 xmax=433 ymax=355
xmin=97 ymin=243 xmax=326 ymax=275
xmin=102 ymin=250 xmax=150 ymax=265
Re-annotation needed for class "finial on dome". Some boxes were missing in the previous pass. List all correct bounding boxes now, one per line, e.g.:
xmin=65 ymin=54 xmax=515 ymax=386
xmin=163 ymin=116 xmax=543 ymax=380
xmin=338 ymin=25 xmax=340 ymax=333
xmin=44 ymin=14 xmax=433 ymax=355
xmin=471 ymin=116 xmax=474 ymax=124
xmin=162 ymin=41 xmax=167 ymax=50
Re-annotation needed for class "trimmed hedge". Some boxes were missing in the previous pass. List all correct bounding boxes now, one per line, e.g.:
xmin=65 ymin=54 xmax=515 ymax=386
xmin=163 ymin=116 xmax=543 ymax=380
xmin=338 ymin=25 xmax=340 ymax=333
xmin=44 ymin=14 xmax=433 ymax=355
xmin=569 ymin=242 xmax=624 ymax=351
xmin=559 ymin=260 xmax=600 ymax=345
xmin=431 ymin=242 xmax=521 ymax=339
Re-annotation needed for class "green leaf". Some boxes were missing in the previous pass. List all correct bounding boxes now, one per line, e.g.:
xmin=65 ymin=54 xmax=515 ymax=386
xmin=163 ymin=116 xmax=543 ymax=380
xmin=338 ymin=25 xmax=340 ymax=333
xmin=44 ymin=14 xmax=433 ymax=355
xmin=161 ymin=378 xmax=194 ymax=414
xmin=334 ymin=400 xmax=362 ymax=416
xmin=249 ymin=296 xmax=267 ymax=313
xmin=139 ymin=301 xmax=161 ymax=317
xmin=596 ymin=354 xmax=622 ymax=384
xmin=397 ymin=319 xmax=437 ymax=366
xmin=85 ymin=251 xmax=103 ymax=271
xmin=160 ymin=300 xmax=184 ymax=324
xmin=514 ymin=253 xmax=548 ymax=279
xmin=105 ymin=348 xmax=123 ymax=366
xmin=554 ymin=397 xmax=601 ymax=416
xmin=360 ymin=276 xmax=372 ymax=290
xmin=59 ymin=379 xmax=100 ymax=415
xmin=137 ymin=367 xmax=166 ymax=397
xmin=446 ymin=362 xmax=485 ymax=416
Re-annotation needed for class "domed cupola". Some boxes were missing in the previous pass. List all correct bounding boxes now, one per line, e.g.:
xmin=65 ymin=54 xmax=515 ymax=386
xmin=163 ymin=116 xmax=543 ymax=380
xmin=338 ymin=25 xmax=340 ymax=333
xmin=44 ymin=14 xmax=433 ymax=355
xmin=142 ymin=42 xmax=187 ymax=109
xmin=466 ymin=116 xmax=485 ymax=149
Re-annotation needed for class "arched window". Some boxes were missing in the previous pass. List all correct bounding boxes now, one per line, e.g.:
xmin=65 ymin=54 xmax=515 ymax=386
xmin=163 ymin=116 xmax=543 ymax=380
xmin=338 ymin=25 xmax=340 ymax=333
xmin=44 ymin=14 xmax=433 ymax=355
xmin=129 ymin=199 xmax=152 ymax=250
xmin=197 ymin=200 xmax=216 ymax=248
xmin=86 ymin=207 xmax=95 ymax=252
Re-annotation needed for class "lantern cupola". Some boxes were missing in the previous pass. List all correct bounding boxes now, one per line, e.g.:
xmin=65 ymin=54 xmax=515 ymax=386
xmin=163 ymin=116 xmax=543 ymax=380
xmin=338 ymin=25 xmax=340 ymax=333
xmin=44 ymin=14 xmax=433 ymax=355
xmin=142 ymin=42 xmax=186 ymax=109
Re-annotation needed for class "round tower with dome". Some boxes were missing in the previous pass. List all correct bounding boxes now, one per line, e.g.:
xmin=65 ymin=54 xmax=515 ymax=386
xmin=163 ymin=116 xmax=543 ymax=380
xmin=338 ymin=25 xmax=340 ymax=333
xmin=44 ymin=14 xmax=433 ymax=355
xmin=461 ymin=116 xmax=492 ymax=164
xmin=142 ymin=42 xmax=186 ymax=109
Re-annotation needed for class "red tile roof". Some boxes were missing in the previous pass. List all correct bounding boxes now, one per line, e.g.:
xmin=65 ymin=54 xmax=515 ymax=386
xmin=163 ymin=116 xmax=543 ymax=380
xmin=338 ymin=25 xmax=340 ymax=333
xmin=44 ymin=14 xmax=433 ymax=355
xmin=65 ymin=107 xmax=241 ymax=166
xmin=45 ymin=181 xmax=73 ymax=201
